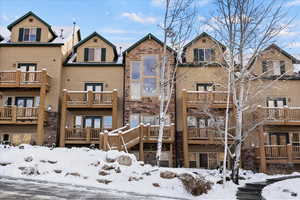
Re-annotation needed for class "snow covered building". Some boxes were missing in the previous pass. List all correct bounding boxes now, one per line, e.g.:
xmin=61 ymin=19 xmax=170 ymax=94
xmin=1 ymin=11 xmax=300 ymax=173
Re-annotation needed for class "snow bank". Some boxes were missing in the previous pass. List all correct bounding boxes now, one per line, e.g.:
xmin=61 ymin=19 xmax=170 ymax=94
xmin=262 ymin=178 xmax=300 ymax=200
xmin=0 ymin=144 xmax=295 ymax=199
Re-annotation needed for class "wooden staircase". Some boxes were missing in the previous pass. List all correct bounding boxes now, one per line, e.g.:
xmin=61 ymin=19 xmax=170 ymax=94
xmin=100 ymin=123 xmax=175 ymax=152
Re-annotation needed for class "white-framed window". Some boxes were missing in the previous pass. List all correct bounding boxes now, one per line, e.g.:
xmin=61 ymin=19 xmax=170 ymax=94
xmin=130 ymin=55 xmax=158 ymax=99
xmin=23 ymin=28 xmax=37 ymax=42
xmin=84 ymin=48 xmax=106 ymax=62
xmin=267 ymin=97 xmax=287 ymax=108
xmin=130 ymin=114 xmax=140 ymax=128
xmin=194 ymin=48 xmax=215 ymax=62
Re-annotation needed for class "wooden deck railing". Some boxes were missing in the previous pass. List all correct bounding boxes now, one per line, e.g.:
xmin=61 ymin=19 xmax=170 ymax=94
xmin=0 ymin=70 xmax=50 ymax=88
xmin=292 ymin=145 xmax=300 ymax=159
xmin=258 ymin=106 xmax=300 ymax=123
xmin=187 ymin=127 xmax=234 ymax=140
xmin=65 ymin=128 xmax=109 ymax=142
xmin=263 ymin=144 xmax=300 ymax=161
xmin=183 ymin=90 xmax=232 ymax=105
xmin=0 ymin=106 xmax=39 ymax=123
xmin=65 ymin=90 xmax=117 ymax=107
xmin=147 ymin=124 xmax=174 ymax=139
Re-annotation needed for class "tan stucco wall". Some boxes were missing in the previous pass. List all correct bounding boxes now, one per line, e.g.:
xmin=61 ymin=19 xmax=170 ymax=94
xmin=0 ymin=46 xmax=63 ymax=111
xmin=10 ymin=15 xmax=53 ymax=43
xmin=62 ymin=66 xmax=124 ymax=126
xmin=184 ymin=36 xmax=224 ymax=63
xmin=76 ymin=36 xmax=115 ymax=62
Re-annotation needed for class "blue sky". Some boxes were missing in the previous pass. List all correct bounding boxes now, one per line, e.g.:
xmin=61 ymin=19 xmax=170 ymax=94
xmin=1 ymin=0 xmax=300 ymax=53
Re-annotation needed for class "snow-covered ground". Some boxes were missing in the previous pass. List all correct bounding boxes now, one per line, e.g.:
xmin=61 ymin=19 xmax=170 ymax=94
xmin=0 ymin=144 xmax=298 ymax=200
xmin=262 ymin=178 xmax=300 ymax=200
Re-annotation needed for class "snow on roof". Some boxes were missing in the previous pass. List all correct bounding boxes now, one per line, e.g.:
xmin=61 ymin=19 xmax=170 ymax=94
xmin=52 ymin=25 xmax=80 ymax=43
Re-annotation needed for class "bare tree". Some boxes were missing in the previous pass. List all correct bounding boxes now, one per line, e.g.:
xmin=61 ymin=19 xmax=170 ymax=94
xmin=207 ymin=0 xmax=292 ymax=184
xmin=156 ymin=0 xmax=197 ymax=166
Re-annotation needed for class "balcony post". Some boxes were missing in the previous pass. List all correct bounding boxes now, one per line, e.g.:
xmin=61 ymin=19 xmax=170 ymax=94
xmin=36 ymin=71 xmax=47 ymax=145
xmin=118 ymin=133 xmax=122 ymax=151
xmin=12 ymin=106 xmax=17 ymax=123
xmin=59 ymin=89 xmax=68 ymax=147
xmin=99 ymin=132 xmax=104 ymax=149
xmin=16 ymin=69 xmax=21 ymax=86
xmin=259 ymin=126 xmax=267 ymax=173
xmin=41 ymin=69 xmax=48 ymax=87
xmin=86 ymin=128 xmax=91 ymax=142
xmin=287 ymin=144 xmax=293 ymax=163
xmin=88 ymin=90 xmax=93 ymax=106
xmin=112 ymin=89 xmax=118 ymax=129
xmin=103 ymin=130 xmax=108 ymax=151
xmin=182 ymin=89 xmax=189 ymax=168
xmin=139 ymin=123 xmax=144 ymax=161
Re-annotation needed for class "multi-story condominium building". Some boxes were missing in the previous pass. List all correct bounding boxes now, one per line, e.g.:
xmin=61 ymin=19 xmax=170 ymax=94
xmin=1 ymin=11 xmax=299 ymax=173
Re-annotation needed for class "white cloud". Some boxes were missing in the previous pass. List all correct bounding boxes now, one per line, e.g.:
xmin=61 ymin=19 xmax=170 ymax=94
xmin=199 ymin=0 xmax=211 ymax=6
xmin=278 ymin=29 xmax=299 ymax=37
xmin=121 ymin=12 xmax=157 ymax=24
xmin=151 ymin=0 xmax=164 ymax=7
xmin=285 ymin=0 xmax=300 ymax=7
xmin=287 ymin=42 xmax=300 ymax=48
xmin=0 ymin=13 xmax=18 ymax=23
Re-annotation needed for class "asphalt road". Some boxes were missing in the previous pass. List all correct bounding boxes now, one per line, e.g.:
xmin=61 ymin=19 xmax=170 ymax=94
xmin=0 ymin=176 xmax=186 ymax=200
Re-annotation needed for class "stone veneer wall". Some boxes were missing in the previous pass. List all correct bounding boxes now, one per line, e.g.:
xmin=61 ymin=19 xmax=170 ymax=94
xmin=44 ymin=111 xmax=59 ymax=146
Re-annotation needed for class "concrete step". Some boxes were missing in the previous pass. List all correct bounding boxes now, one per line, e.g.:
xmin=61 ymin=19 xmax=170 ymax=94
xmin=238 ymin=186 xmax=262 ymax=192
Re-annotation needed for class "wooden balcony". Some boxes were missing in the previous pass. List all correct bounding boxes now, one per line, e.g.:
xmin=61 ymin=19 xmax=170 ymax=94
xmin=64 ymin=128 xmax=109 ymax=144
xmin=258 ymin=106 xmax=300 ymax=125
xmin=261 ymin=145 xmax=300 ymax=164
xmin=64 ymin=90 xmax=117 ymax=109
xmin=182 ymin=90 xmax=232 ymax=108
xmin=0 ymin=106 xmax=39 ymax=124
xmin=0 ymin=70 xmax=51 ymax=89
xmin=63 ymin=124 xmax=175 ymax=147
xmin=187 ymin=127 xmax=234 ymax=144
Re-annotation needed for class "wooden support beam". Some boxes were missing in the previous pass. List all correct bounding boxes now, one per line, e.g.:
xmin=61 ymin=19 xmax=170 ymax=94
xmin=87 ymin=90 xmax=93 ymax=106
xmin=59 ymin=89 xmax=68 ymax=147
xmin=182 ymin=89 xmax=189 ymax=168
xmin=112 ymin=89 xmax=118 ymax=129
xmin=86 ymin=128 xmax=91 ymax=142
xmin=287 ymin=144 xmax=293 ymax=163
xmin=16 ymin=69 xmax=21 ymax=86
xmin=259 ymin=126 xmax=267 ymax=173
xmin=170 ymin=143 xmax=173 ymax=167
xmin=139 ymin=123 xmax=145 ymax=161
xmin=36 ymin=69 xmax=47 ymax=145
xmin=99 ymin=132 xmax=104 ymax=149
xmin=11 ymin=106 xmax=17 ymax=123
xmin=103 ymin=130 xmax=108 ymax=151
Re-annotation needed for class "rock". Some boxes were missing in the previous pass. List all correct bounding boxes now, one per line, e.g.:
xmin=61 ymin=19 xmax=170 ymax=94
xmin=21 ymin=167 xmax=40 ymax=176
xmin=19 ymin=145 xmax=25 ymax=149
xmin=291 ymin=192 xmax=297 ymax=197
xmin=40 ymin=160 xmax=47 ymax=163
xmin=142 ymin=171 xmax=151 ymax=176
xmin=65 ymin=172 xmax=80 ymax=177
xmin=83 ymin=176 xmax=88 ymax=180
xmin=99 ymin=170 xmax=110 ymax=176
xmin=102 ymin=164 xmax=115 ymax=170
xmin=24 ymin=156 xmax=33 ymax=162
xmin=152 ymin=183 xmax=160 ymax=187
xmin=238 ymin=176 xmax=246 ymax=180
xmin=216 ymin=177 xmax=231 ymax=184
xmin=90 ymin=161 xmax=101 ymax=167
xmin=115 ymin=167 xmax=121 ymax=173
xmin=139 ymin=161 xmax=145 ymax=166
xmin=177 ymin=173 xmax=213 ymax=196
xmin=97 ymin=179 xmax=112 ymax=184
xmin=283 ymin=189 xmax=290 ymax=193
xmin=128 ymin=176 xmax=143 ymax=182
xmin=18 ymin=167 xmax=26 ymax=171
xmin=54 ymin=169 xmax=62 ymax=174
xmin=117 ymin=155 xmax=132 ymax=166
xmin=160 ymin=171 xmax=177 ymax=179
xmin=48 ymin=160 xmax=57 ymax=164
xmin=106 ymin=157 xmax=116 ymax=163
xmin=0 ymin=162 xmax=11 ymax=166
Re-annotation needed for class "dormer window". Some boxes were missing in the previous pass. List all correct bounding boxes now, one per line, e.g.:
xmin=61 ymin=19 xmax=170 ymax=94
xmin=84 ymin=48 xmax=106 ymax=62
xmin=18 ymin=28 xmax=41 ymax=42
xmin=193 ymin=48 xmax=215 ymax=62
xmin=262 ymin=60 xmax=285 ymax=75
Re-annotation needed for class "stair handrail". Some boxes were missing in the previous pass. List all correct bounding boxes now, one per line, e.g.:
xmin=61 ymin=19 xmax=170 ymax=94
xmin=108 ymin=124 xmax=129 ymax=135
xmin=119 ymin=130 xmax=128 ymax=153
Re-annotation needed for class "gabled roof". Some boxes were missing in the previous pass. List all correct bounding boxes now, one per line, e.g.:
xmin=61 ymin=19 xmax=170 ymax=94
xmin=263 ymin=43 xmax=298 ymax=63
xmin=7 ymin=11 xmax=57 ymax=41
xmin=123 ymin=33 xmax=176 ymax=55
xmin=183 ymin=32 xmax=226 ymax=51
xmin=73 ymin=32 xmax=118 ymax=61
